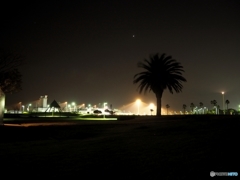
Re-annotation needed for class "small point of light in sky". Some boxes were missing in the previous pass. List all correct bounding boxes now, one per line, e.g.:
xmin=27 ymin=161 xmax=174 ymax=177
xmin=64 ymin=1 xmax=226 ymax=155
xmin=133 ymin=35 xmax=135 ymax=37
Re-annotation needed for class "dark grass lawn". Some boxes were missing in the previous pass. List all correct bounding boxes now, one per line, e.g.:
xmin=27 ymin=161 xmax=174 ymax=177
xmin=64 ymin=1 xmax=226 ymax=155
xmin=0 ymin=115 xmax=239 ymax=179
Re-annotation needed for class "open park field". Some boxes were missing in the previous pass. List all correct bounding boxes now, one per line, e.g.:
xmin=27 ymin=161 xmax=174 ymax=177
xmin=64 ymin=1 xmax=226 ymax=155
xmin=0 ymin=115 xmax=239 ymax=179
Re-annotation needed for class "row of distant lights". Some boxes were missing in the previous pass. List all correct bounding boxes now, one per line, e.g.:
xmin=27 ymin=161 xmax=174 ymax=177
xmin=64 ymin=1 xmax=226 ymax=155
xmin=19 ymin=102 xmax=108 ymax=108
xmin=136 ymin=99 xmax=155 ymax=108
xmin=18 ymin=100 xmax=150 ymax=111
xmin=18 ymin=102 xmax=109 ymax=112
xmin=18 ymin=92 xmax=240 ymax=111
xmin=63 ymin=102 xmax=108 ymax=108
xmin=135 ymin=91 xmax=239 ymax=111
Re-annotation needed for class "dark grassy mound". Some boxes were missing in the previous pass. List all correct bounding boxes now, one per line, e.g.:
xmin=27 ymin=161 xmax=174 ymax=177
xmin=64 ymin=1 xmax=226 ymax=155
xmin=0 ymin=115 xmax=239 ymax=179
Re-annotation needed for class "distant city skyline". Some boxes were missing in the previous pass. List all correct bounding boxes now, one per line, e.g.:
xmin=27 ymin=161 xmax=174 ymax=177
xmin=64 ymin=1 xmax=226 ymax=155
xmin=5 ymin=92 xmax=238 ymax=115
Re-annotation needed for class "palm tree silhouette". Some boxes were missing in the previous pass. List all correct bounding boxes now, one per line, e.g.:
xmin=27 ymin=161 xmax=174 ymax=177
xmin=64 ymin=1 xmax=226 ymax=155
xmin=133 ymin=53 xmax=187 ymax=116
xmin=190 ymin=103 xmax=195 ymax=114
xmin=211 ymin=100 xmax=217 ymax=106
xmin=225 ymin=100 xmax=230 ymax=110
xmin=211 ymin=100 xmax=218 ymax=114
xmin=183 ymin=104 xmax=187 ymax=114
xmin=166 ymin=104 xmax=170 ymax=115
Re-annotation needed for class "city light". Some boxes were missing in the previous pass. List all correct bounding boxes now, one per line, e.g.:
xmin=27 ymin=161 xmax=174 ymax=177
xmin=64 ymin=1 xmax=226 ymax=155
xmin=7 ymin=94 xmax=239 ymax=116
xmin=27 ymin=104 xmax=31 ymax=112
xmin=65 ymin=102 xmax=68 ymax=112
xmin=136 ymin=99 xmax=141 ymax=115
xmin=103 ymin=102 xmax=107 ymax=118
xmin=18 ymin=102 xmax=22 ymax=112
xmin=72 ymin=102 xmax=76 ymax=112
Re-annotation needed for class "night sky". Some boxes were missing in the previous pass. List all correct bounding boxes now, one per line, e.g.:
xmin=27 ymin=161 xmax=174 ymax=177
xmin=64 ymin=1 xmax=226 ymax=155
xmin=1 ymin=0 xmax=240 ymax=112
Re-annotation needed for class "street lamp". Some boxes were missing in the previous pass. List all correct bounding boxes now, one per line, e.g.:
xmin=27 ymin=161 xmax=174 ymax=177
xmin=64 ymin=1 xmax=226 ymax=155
xmin=65 ymin=102 xmax=68 ymax=112
xmin=81 ymin=103 xmax=85 ymax=108
xmin=103 ymin=102 xmax=107 ymax=118
xmin=27 ymin=104 xmax=31 ymax=112
xmin=136 ymin=99 xmax=141 ymax=115
xmin=18 ymin=102 xmax=22 ymax=112
xmin=103 ymin=102 xmax=107 ymax=109
xmin=203 ymin=107 xmax=207 ymax=114
xmin=72 ymin=102 xmax=75 ymax=112
xmin=222 ymin=92 xmax=224 ymax=114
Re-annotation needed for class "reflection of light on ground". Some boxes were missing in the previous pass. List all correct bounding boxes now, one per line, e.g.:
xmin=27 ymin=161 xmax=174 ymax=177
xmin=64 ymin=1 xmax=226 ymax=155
xmin=118 ymin=101 xmax=167 ymax=115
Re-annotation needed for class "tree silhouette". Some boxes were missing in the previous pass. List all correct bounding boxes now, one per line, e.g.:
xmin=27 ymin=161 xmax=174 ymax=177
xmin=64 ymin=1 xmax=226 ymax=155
xmin=211 ymin=100 xmax=218 ymax=114
xmin=183 ymin=104 xmax=187 ymax=114
xmin=133 ymin=53 xmax=187 ymax=116
xmin=0 ymin=49 xmax=24 ymax=124
xmin=190 ymin=103 xmax=195 ymax=114
xmin=166 ymin=104 xmax=170 ymax=115
xmin=225 ymin=100 xmax=230 ymax=110
xmin=0 ymin=49 xmax=24 ymax=93
xmin=211 ymin=100 xmax=217 ymax=107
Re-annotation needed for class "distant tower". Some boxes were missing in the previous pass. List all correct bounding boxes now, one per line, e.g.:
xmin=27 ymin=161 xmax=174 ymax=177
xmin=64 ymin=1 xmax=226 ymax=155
xmin=43 ymin=95 xmax=48 ymax=108
xmin=39 ymin=96 xmax=43 ymax=107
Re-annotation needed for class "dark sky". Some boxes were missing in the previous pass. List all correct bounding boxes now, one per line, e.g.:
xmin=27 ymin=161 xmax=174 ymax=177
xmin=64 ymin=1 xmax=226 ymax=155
xmin=1 ymin=0 xmax=240 ymax=113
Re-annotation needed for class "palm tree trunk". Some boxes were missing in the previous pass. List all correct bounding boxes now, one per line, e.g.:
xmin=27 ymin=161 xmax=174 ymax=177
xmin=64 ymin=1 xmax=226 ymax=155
xmin=156 ymin=91 xmax=163 ymax=116
xmin=0 ymin=88 xmax=5 ymax=125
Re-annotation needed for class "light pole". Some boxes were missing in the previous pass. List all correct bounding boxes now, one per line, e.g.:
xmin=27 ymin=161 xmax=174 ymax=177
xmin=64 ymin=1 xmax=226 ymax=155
xmin=18 ymin=102 xmax=22 ymax=113
xmin=27 ymin=104 xmax=31 ymax=112
xmin=72 ymin=102 xmax=75 ymax=112
xmin=136 ymin=99 xmax=141 ymax=115
xmin=65 ymin=102 xmax=68 ymax=112
xmin=222 ymin=92 xmax=224 ymax=114
xmin=103 ymin=102 xmax=107 ymax=118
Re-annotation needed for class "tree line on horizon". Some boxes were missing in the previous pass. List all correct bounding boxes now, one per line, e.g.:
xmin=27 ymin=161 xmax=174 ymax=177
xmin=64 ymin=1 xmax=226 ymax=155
xmin=180 ymin=99 xmax=232 ymax=115
xmin=156 ymin=99 xmax=233 ymax=115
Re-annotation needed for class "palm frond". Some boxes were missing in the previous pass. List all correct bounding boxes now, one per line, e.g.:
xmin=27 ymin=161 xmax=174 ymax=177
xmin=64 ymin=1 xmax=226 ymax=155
xmin=134 ymin=53 xmax=186 ymax=94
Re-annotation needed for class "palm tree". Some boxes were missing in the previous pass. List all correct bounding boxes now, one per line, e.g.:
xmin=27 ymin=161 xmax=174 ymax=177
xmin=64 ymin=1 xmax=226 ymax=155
xmin=166 ymin=104 xmax=170 ymax=115
xmin=225 ymin=100 xmax=230 ymax=110
xmin=211 ymin=100 xmax=218 ymax=114
xmin=133 ymin=53 xmax=187 ymax=116
xmin=190 ymin=103 xmax=195 ymax=114
xmin=211 ymin=100 xmax=217 ymax=106
xmin=183 ymin=104 xmax=187 ymax=114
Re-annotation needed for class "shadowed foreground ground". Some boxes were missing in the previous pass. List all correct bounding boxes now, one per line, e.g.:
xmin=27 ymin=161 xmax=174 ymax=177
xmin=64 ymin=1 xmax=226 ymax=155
xmin=0 ymin=115 xmax=239 ymax=179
